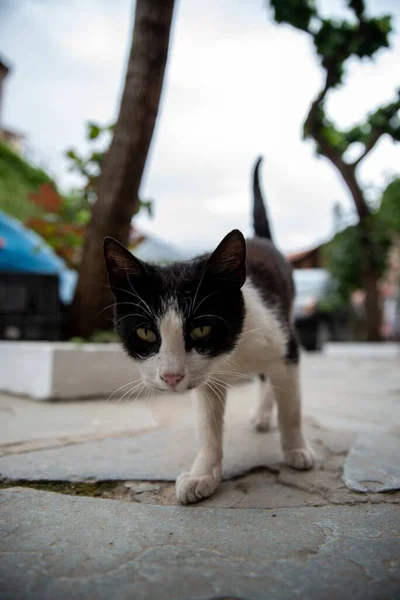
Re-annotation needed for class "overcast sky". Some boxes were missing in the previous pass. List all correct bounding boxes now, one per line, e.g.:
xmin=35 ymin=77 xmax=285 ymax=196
xmin=1 ymin=0 xmax=399 ymax=255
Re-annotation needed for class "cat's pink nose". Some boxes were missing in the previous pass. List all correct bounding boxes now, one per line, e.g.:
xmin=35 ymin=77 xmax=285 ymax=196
xmin=161 ymin=373 xmax=184 ymax=388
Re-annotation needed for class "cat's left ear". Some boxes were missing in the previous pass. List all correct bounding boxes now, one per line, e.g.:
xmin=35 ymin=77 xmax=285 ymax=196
xmin=103 ymin=237 xmax=146 ymax=292
xmin=206 ymin=229 xmax=246 ymax=287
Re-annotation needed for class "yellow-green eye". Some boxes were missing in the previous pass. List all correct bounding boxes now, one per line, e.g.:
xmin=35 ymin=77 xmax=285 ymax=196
xmin=136 ymin=327 xmax=156 ymax=343
xmin=191 ymin=325 xmax=212 ymax=340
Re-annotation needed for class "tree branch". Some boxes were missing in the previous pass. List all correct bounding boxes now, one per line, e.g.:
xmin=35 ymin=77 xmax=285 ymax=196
xmin=304 ymin=70 xmax=370 ymax=221
xmin=352 ymin=128 xmax=384 ymax=167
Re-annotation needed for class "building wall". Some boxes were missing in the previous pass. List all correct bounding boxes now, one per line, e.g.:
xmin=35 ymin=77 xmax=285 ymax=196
xmin=288 ymin=246 xmax=326 ymax=269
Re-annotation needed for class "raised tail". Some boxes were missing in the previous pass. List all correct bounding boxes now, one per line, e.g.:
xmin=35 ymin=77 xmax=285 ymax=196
xmin=252 ymin=156 xmax=273 ymax=242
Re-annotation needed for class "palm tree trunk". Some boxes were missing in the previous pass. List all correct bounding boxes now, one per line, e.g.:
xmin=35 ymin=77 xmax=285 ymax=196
xmin=70 ymin=0 xmax=175 ymax=337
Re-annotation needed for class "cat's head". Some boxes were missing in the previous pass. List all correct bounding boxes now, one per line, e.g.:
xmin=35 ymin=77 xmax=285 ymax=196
xmin=104 ymin=230 xmax=246 ymax=393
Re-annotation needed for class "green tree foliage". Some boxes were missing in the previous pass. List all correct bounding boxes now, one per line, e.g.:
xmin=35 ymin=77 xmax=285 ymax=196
xmin=379 ymin=177 xmax=400 ymax=234
xmin=65 ymin=121 xmax=152 ymax=220
xmin=324 ymin=213 xmax=392 ymax=302
xmin=0 ymin=143 xmax=52 ymax=221
xmin=324 ymin=176 xmax=399 ymax=301
xmin=268 ymin=0 xmax=400 ymax=339
xmin=269 ymin=0 xmax=399 ymax=165
xmin=0 ymin=142 xmax=89 ymax=267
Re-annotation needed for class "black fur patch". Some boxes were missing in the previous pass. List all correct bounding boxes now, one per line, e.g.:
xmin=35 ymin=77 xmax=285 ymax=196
xmin=246 ymin=238 xmax=294 ymax=323
xmin=246 ymin=237 xmax=297 ymax=365
xmin=284 ymin=329 xmax=300 ymax=365
xmin=104 ymin=233 xmax=246 ymax=361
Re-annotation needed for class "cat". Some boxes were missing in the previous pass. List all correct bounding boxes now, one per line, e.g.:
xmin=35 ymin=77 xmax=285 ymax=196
xmin=103 ymin=156 xmax=314 ymax=504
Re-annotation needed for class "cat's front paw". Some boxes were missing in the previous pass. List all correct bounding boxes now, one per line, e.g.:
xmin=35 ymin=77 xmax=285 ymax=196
xmin=176 ymin=471 xmax=220 ymax=504
xmin=284 ymin=447 xmax=315 ymax=470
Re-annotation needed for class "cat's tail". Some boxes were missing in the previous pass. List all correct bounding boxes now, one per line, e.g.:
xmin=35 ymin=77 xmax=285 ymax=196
xmin=252 ymin=156 xmax=273 ymax=242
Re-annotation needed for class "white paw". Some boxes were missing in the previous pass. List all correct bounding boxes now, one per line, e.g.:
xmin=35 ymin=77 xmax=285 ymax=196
xmin=176 ymin=471 xmax=220 ymax=504
xmin=284 ymin=447 xmax=315 ymax=470
xmin=250 ymin=411 xmax=272 ymax=432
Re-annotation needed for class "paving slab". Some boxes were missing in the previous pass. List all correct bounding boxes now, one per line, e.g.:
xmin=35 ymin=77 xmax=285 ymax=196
xmin=1 ymin=487 xmax=399 ymax=600
xmin=0 ymin=392 xmax=157 ymax=447
xmin=300 ymin=356 xmax=400 ymax=433
xmin=0 ymin=418 xmax=285 ymax=481
xmin=343 ymin=432 xmax=400 ymax=492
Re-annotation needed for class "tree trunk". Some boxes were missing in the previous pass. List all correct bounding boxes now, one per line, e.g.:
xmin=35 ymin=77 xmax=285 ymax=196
xmin=337 ymin=166 xmax=382 ymax=341
xmin=69 ymin=0 xmax=175 ymax=337
xmin=310 ymin=144 xmax=383 ymax=341
xmin=363 ymin=272 xmax=382 ymax=341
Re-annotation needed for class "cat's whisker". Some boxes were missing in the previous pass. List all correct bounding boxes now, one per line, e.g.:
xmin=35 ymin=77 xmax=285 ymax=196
xmin=193 ymin=314 xmax=227 ymax=325
xmin=127 ymin=383 xmax=147 ymax=427
xmin=208 ymin=381 xmax=226 ymax=413
xmin=209 ymin=376 xmax=233 ymax=390
xmin=215 ymin=370 xmax=254 ymax=381
xmin=105 ymin=378 xmax=143 ymax=405
xmin=215 ymin=370 xmax=289 ymax=393
xmin=240 ymin=327 xmax=268 ymax=337
xmin=208 ymin=381 xmax=230 ymax=410
xmin=145 ymin=385 xmax=153 ymax=404
xmin=225 ymin=357 xmax=245 ymax=370
xmin=104 ymin=283 xmax=146 ymax=304
xmin=190 ymin=262 xmax=209 ymax=317
xmin=203 ymin=384 xmax=218 ymax=432
xmin=97 ymin=300 xmax=148 ymax=319
xmin=191 ymin=290 xmax=220 ymax=316
xmin=114 ymin=314 xmax=152 ymax=328
xmin=104 ymin=281 xmax=154 ymax=322
xmin=267 ymin=383 xmax=291 ymax=395
xmin=117 ymin=381 xmax=145 ymax=405
xmin=125 ymin=266 xmax=154 ymax=320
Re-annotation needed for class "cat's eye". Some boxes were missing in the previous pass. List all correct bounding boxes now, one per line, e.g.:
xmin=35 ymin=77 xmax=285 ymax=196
xmin=191 ymin=325 xmax=212 ymax=340
xmin=136 ymin=327 xmax=156 ymax=343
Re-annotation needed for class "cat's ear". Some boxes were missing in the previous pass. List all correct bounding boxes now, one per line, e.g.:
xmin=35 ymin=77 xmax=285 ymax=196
xmin=206 ymin=229 xmax=246 ymax=287
xmin=103 ymin=237 xmax=146 ymax=292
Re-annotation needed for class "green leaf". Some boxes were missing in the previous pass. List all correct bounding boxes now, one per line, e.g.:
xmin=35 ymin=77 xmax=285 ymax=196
xmin=379 ymin=177 xmax=400 ymax=233
xmin=270 ymin=0 xmax=317 ymax=32
xmin=66 ymin=149 xmax=78 ymax=160
xmin=87 ymin=122 xmax=101 ymax=140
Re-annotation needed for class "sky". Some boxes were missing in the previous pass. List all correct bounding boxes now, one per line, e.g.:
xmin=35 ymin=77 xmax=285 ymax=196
xmin=1 ymin=0 xmax=399 ymax=256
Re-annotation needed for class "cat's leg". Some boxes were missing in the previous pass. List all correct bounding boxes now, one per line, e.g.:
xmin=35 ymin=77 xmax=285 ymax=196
xmin=250 ymin=374 xmax=275 ymax=432
xmin=176 ymin=386 xmax=226 ymax=504
xmin=268 ymin=332 xmax=314 ymax=470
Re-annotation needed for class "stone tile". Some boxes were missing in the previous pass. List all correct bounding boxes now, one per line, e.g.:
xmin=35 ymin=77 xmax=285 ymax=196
xmin=301 ymin=355 xmax=400 ymax=433
xmin=0 ymin=393 xmax=157 ymax=447
xmin=200 ymin=471 xmax=328 ymax=509
xmin=1 ymin=488 xmax=399 ymax=600
xmin=0 ymin=420 xmax=284 ymax=482
xmin=343 ymin=432 xmax=400 ymax=492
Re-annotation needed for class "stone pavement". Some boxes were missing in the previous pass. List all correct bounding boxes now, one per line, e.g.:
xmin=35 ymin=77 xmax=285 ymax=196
xmin=1 ymin=352 xmax=399 ymax=599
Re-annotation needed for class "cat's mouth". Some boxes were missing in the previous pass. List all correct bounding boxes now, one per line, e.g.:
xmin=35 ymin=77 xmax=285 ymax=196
xmin=147 ymin=380 xmax=200 ymax=394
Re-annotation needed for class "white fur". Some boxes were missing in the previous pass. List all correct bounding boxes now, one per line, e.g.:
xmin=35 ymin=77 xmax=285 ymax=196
xmin=139 ymin=302 xmax=215 ymax=392
xmin=176 ymin=280 xmax=314 ymax=504
xmin=214 ymin=280 xmax=287 ymax=381
xmin=250 ymin=377 xmax=275 ymax=432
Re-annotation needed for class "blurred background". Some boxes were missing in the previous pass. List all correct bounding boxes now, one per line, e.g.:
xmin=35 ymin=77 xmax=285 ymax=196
xmin=0 ymin=0 xmax=399 ymax=350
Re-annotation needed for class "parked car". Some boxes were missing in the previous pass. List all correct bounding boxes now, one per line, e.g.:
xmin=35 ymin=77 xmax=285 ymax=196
xmin=293 ymin=268 xmax=349 ymax=351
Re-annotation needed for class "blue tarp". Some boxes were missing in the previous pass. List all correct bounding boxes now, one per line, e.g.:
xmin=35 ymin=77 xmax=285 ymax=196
xmin=0 ymin=210 xmax=77 ymax=304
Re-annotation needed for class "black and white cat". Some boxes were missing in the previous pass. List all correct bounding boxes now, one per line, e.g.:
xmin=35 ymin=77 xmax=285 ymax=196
xmin=104 ymin=157 xmax=314 ymax=504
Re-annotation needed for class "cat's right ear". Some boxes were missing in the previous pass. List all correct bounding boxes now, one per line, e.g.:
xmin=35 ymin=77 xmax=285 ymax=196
xmin=103 ymin=237 xmax=146 ymax=292
xmin=206 ymin=229 xmax=246 ymax=287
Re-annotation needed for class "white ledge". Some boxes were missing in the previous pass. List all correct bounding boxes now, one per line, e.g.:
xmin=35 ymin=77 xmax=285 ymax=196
xmin=0 ymin=341 xmax=137 ymax=401
xmin=325 ymin=342 xmax=400 ymax=358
